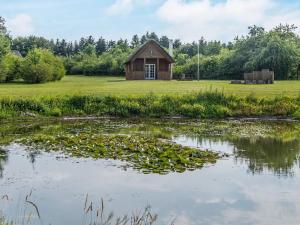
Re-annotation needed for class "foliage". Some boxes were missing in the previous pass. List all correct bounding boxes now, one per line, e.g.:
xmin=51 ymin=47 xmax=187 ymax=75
xmin=20 ymin=49 xmax=65 ymax=83
xmin=20 ymin=132 xmax=219 ymax=174
xmin=65 ymin=44 xmax=132 ymax=75
xmin=0 ymin=53 xmax=22 ymax=82
xmin=0 ymin=91 xmax=299 ymax=119
xmin=11 ymin=36 xmax=53 ymax=57
xmin=173 ymin=25 xmax=300 ymax=80
xmin=0 ymin=35 xmax=10 ymax=60
xmin=2 ymin=17 xmax=300 ymax=80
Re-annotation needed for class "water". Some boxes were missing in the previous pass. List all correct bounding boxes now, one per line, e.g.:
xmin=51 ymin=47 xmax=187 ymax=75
xmin=0 ymin=119 xmax=300 ymax=225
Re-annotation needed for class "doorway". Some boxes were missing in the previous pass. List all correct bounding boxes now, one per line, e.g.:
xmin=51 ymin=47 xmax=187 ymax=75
xmin=145 ymin=64 xmax=156 ymax=80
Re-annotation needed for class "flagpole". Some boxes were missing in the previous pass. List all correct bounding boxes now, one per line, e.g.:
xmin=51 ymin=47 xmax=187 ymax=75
xmin=197 ymin=39 xmax=200 ymax=81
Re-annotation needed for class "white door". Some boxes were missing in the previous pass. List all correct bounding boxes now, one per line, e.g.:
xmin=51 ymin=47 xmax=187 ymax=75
xmin=145 ymin=64 xmax=156 ymax=80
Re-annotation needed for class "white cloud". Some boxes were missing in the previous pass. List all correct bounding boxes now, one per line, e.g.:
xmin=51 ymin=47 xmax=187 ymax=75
xmin=7 ymin=14 xmax=34 ymax=36
xmin=106 ymin=0 xmax=151 ymax=16
xmin=156 ymin=0 xmax=300 ymax=42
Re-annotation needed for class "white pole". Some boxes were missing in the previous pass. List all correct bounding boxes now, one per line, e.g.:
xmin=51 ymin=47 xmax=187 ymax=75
xmin=197 ymin=39 xmax=200 ymax=81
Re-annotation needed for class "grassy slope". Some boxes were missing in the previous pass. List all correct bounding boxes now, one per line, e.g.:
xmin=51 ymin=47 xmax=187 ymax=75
xmin=0 ymin=75 xmax=299 ymax=98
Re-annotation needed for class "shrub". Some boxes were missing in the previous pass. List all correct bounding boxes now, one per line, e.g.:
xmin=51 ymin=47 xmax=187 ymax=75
xmin=21 ymin=49 xmax=65 ymax=83
xmin=0 ymin=35 xmax=10 ymax=59
xmin=179 ymin=104 xmax=205 ymax=118
xmin=293 ymin=108 xmax=300 ymax=119
xmin=0 ymin=53 xmax=22 ymax=82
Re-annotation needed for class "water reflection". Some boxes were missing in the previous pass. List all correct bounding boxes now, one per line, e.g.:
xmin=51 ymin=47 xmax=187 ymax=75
xmin=0 ymin=119 xmax=300 ymax=225
xmin=1 ymin=119 xmax=300 ymax=176
xmin=232 ymin=137 xmax=300 ymax=176
xmin=172 ymin=121 xmax=300 ymax=177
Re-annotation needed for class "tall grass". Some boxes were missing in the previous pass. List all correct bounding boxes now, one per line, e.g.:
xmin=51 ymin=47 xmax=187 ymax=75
xmin=0 ymin=91 xmax=299 ymax=119
xmin=1 ymin=193 xmax=172 ymax=225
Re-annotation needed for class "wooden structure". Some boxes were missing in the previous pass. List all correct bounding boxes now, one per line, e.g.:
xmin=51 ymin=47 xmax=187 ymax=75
xmin=244 ymin=69 xmax=274 ymax=84
xmin=125 ymin=40 xmax=175 ymax=80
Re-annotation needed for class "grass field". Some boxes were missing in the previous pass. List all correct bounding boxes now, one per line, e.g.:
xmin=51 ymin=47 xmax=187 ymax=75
xmin=0 ymin=75 xmax=299 ymax=98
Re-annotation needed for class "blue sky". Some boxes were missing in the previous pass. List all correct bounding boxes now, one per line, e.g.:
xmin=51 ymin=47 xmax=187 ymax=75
xmin=1 ymin=0 xmax=300 ymax=42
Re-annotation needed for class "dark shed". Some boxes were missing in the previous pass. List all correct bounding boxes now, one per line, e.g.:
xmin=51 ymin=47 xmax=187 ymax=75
xmin=125 ymin=40 xmax=175 ymax=80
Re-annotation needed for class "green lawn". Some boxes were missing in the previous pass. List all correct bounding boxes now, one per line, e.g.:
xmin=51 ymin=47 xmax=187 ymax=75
xmin=0 ymin=75 xmax=299 ymax=98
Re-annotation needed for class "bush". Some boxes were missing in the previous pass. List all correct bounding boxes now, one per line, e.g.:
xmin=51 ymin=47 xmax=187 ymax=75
xmin=0 ymin=53 xmax=22 ymax=82
xmin=21 ymin=49 xmax=65 ymax=83
xmin=179 ymin=104 xmax=205 ymax=118
xmin=0 ymin=35 xmax=10 ymax=59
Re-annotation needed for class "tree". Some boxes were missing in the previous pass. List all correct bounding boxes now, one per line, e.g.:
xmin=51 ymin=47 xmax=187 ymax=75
xmin=0 ymin=17 xmax=10 ymax=59
xmin=248 ymin=25 xmax=265 ymax=37
xmin=0 ymin=17 xmax=7 ymax=35
xmin=272 ymin=24 xmax=298 ymax=39
xmin=66 ymin=42 xmax=74 ymax=57
xmin=159 ymin=36 xmax=169 ymax=48
xmin=12 ymin=36 xmax=53 ymax=56
xmin=148 ymin=32 xmax=159 ymax=42
xmin=96 ymin=37 xmax=107 ymax=55
xmin=0 ymin=53 xmax=22 ymax=82
xmin=0 ymin=35 xmax=10 ymax=59
xmin=253 ymin=35 xmax=299 ymax=80
xmin=205 ymin=41 xmax=222 ymax=55
xmin=173 ymin=39 xmax=182 ymax=49
xmin=79 ymin=37 xmax=86 ymax=51
xmin=86 ymin=35 xmax=95 ymax=45
xmin=21 ymin=49 xmax=65 ymax=83
xmin=131 ymin=35 xmax=140 ymax=48
xmin=74 ymin=41 xmax=80 ymax=54
xmin=58 ymin=39 xmax=68 ymax=56
xmin=140 ymin=35 xmax=147 ymax=44
xmin=107 ymin=40 xmax=116 ymax=50
xmin=82 ymin=44 xmax=96 ymax=56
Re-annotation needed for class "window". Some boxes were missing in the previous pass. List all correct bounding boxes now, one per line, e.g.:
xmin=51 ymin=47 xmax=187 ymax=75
xmin=133 ymin=59 xmax=144 ymax=71
xmin=159 ymin=59 xmax=169 ymax=72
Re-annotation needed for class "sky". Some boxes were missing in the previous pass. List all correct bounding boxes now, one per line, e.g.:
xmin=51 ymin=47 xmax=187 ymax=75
xmin=1 ymin=0 xmax=300 ymax=42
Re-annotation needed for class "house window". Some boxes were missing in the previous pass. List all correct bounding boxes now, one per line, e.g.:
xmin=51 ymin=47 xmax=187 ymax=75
xmin=159 ymin=59 xmax=169 ymax=72
xmin=133 ymin=59 xmax=144 ymax=71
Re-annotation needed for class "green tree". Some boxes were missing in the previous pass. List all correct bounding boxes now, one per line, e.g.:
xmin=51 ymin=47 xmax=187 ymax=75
xmin=12 ymin=36 xmax=53 ymax=56
xmin=82 ymin=44 xmax=96 ymax=56
xmin=253 ymin=35 xmax=299 ymax=79
xmin=96 ymin=37 xmax=107 ymax=55
xmin=21 ymin=49 xmax=65 ymax=83
xmin=131 ymin=35 xmax=140 ymax=48
xmin=0 ymin=35 xmax=10 ymax=59
xmin=0 ymin=16 xmax=7 ymax=35
xmin=159 ymin=36 xmax=169 ymax=48
xmin=0 ymin=53 xmax=22 ymax=82
xmin=0 ymin=17 xmax=9 ymax=59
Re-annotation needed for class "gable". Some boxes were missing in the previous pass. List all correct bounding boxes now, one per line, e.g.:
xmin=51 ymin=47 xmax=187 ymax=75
xmin=135 ymin=42 xmax=165 ymax=59
xmin=125 ymin=40 xmax=175 ymax=64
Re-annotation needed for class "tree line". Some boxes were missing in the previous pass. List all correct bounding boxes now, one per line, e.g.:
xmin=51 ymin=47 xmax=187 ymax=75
xmin=0 ymin=17 xmax=65 ymax=83
xmin=1 ymin=15 xmax=300 ymax=83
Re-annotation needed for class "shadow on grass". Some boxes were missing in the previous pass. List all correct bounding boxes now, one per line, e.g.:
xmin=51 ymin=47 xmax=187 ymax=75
xmin=107 ymin=80 xmax=127 ymax=83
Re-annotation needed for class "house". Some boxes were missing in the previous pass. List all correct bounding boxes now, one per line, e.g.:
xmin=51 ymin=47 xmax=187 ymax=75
xmin=125 ymin=40 xmax=175 ymax=80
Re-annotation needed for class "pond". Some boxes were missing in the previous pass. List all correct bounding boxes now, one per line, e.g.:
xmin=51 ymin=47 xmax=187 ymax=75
xmin=0 ymin=119 xmax=300 ymax=225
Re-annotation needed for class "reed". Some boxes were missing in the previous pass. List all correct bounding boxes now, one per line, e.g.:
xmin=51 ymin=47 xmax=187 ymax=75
xmin=1 ymin=193 xmax=174 ymax=225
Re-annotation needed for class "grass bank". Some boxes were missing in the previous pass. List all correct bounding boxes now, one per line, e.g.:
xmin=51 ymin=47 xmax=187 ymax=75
xmin=0 ymin=76 xmax=300 ymax=98
xmin=0 ymin=91 xmax=300 ymax=119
